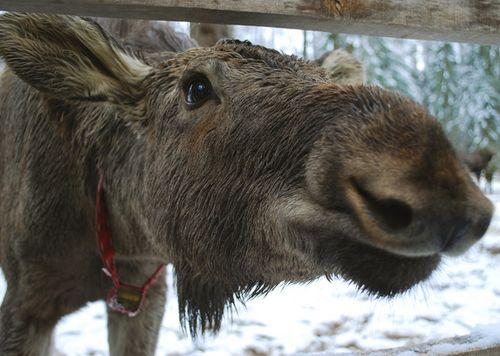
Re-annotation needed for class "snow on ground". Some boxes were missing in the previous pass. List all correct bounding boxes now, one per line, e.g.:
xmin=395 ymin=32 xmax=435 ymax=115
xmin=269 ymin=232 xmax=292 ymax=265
xmin=1 ymin=179 xmax=499 ymax=355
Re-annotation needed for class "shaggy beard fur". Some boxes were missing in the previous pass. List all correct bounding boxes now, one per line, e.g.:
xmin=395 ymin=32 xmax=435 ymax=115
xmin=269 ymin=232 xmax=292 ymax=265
xmin=175 ymin=262 xmax=276 ymax=335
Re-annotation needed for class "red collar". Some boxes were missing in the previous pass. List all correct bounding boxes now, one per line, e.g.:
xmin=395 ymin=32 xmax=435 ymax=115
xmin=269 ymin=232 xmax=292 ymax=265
xmin=96 ymin=171 xmax=165 ymax=317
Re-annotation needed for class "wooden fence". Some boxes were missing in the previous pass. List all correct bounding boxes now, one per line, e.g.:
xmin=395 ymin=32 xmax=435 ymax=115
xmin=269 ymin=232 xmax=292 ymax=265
xmin=0 ymin=0 xmax=498 ymax=44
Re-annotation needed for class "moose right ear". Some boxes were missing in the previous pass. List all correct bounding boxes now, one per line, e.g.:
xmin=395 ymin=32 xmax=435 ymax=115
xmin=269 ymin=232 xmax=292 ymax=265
xmin=0 ymin=13 xmax=152 ymax=103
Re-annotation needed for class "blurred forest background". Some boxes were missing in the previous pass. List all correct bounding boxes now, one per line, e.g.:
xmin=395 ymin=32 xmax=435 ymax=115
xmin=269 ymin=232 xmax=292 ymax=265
xmin=180 ymin=23 xmax=499 ymax=166
xmin=326 ymin=34 xmax=499 ymax=159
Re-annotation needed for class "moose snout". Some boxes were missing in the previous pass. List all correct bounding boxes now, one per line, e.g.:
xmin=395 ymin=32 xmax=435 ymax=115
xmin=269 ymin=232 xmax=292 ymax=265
xmin=438 ymin=214 xmax=491 ymax=256
xmin=346 ymin=176 xmax=494 ymax=257
xmin=301 ymin=87 xmax=493 ymax=261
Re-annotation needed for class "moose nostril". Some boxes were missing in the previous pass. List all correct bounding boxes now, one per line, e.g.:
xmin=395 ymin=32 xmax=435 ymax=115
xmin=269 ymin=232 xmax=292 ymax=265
xmin=351 ymin=179 xmax=413 ymax=231
xmin=367 ymin=197 xmax=413 ymax=231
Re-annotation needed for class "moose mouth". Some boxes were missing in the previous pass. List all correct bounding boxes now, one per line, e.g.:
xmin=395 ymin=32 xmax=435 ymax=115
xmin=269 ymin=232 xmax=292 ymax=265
xmin=283 ymin=158 xmax=491 ymax=297
xmin=281 ymin=210 xmax=441 ymax=298
xmin=282 ymin=191 xmax=442 ymax=297
xmin=316 ymin=178 xmax=449 ymax=296
xmin=314 ymin=233 xmax=441 ymax=297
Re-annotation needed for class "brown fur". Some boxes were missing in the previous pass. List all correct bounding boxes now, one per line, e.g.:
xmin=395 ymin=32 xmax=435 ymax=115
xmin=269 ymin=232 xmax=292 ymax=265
xmin=0 ymin=14 xmax=494 ymax=355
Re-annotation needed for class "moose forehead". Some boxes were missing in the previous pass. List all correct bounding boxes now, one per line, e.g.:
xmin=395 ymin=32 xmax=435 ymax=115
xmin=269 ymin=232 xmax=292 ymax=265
xmin=157 ymin=40 xmax=328 ymax=83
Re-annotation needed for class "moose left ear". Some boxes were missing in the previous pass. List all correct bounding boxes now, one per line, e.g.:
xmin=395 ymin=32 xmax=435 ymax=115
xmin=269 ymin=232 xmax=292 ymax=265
xmin=0 ymin=13 xmax=152 ymax=104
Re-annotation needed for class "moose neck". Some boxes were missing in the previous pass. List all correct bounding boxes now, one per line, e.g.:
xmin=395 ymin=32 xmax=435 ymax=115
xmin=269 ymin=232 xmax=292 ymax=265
xmin=67 ymin=102 xmax=168 ymax=264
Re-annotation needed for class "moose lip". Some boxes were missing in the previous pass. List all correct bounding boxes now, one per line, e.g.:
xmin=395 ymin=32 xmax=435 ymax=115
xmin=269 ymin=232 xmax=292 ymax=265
xmin=314 ymin=231 xmax=441 ymax=297
xmin=286 ymin=193 xmax=442 ymax=259
xmin=282 ymin=193 xmax=441 ymax=294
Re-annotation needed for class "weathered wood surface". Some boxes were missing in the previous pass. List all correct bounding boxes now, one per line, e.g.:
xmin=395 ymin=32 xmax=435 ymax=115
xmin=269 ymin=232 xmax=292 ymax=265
xmin=350 ymin=332 xmax=500 ymax=356
xmin=0 ymin=0 xmax=498 ymax=45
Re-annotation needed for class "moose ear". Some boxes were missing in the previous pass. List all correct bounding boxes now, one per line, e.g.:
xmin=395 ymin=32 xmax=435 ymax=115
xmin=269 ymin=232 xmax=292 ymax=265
xmin=320 ymin=49 xmax=365 ymax=85
xmin=0 ymin=13 xmax=152 ymax=103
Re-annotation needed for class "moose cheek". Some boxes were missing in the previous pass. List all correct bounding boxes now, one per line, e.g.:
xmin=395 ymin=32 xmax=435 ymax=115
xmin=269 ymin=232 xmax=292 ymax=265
xmin=183 ymin=111 xmax=220 ymax=149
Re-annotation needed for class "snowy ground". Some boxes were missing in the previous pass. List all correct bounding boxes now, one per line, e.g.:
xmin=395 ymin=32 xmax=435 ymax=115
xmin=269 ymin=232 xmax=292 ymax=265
xmin=1 ymin=178 xmax=499 ymax=355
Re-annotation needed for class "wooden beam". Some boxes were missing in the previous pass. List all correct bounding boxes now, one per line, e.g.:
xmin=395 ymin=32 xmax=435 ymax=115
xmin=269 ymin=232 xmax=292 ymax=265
xmin=0 ymin=0 xmax=498 ymax=45
xmin=355 ymin=332 xmax=500 ymax=356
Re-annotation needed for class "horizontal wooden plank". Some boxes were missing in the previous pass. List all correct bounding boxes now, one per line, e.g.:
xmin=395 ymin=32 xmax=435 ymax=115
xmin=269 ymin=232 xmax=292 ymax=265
xmin=351 ymin=332 xmax=500 ymax=356
xmin=0 ymin=0 xmax=498 ymax=45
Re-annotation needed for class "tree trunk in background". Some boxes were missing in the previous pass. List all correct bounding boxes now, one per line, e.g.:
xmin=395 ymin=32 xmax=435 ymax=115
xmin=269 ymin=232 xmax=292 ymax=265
xmin=303 ymin=30 xmax=308 ymax=59
xmin=190 ymin=23 xmax=232 ymax=47
xmin=312 ymin=31 xmax=328 ymax=59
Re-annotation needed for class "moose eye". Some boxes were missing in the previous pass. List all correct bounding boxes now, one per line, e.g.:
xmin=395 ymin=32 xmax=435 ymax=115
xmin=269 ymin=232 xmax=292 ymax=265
xmin=184 ymin=75 xmax=213 ymax=108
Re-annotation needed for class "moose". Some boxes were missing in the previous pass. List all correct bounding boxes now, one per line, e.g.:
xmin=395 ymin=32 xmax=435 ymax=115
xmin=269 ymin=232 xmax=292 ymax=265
xmin=484 ymin=163 xmax=497 ymax=194
xmin=462 ymin=147 xmax=496 ymax=184
xmin=0 ymin=13 xmax=494 ymax=356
